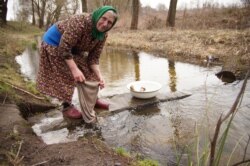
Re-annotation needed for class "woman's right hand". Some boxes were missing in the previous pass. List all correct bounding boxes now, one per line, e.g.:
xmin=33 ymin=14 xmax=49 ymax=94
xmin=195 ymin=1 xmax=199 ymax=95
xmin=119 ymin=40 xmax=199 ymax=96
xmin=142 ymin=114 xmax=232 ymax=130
xmin=65 ymin=59 xmax=85 ymax=82
xmin=71 ymin=67 xmax=85 ymax=82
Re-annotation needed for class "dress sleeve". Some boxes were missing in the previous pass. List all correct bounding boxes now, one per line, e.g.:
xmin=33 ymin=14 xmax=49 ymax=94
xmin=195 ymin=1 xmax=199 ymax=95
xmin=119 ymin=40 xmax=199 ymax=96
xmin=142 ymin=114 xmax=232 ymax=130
xmin=58 ymin=17 xmax=84 ymax=59
xmin=87 ymin=35 xmax=107 ymax=65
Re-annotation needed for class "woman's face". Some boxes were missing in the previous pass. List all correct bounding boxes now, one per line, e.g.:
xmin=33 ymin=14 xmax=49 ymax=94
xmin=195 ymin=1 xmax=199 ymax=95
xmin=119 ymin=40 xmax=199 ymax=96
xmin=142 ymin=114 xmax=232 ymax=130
xmin=96 ymin=11 xmax=116 ymax=32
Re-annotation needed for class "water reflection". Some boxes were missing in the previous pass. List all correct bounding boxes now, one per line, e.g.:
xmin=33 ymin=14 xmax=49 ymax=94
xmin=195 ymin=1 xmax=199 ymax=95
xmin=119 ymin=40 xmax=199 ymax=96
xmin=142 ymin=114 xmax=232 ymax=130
xmin=16 ymin=47 xmax=222 ymax=96
xmin=100 ymin=49 xmax=222 ymax=97
xmin=133 ymin=50 xmax=140 ymax=81
xmin=168 ymin=60 xmax=177 ymax=92
xmin=15 ymin=47 xmax=39 ymax=81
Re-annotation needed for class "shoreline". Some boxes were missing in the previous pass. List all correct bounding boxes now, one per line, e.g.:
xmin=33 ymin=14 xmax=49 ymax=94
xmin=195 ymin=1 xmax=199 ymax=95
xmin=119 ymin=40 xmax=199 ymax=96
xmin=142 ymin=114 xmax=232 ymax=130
xmin=107 ymin=28 xmax=250 ymax=79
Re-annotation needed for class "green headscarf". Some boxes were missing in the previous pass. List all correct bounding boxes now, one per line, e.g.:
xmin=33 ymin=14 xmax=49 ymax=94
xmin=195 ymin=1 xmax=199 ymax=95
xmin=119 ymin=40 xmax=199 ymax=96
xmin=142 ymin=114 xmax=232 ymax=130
xmin=92 ymin=6 xmax=117 ymax=41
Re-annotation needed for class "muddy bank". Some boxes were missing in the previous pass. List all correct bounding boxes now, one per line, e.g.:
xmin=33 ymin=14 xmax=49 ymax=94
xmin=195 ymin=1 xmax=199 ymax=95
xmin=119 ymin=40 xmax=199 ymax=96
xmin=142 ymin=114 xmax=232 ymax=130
xmin=0 ymin=104 xmax=132 ymax=166
xmin=107 ymin=29 xmax=250 ymax=79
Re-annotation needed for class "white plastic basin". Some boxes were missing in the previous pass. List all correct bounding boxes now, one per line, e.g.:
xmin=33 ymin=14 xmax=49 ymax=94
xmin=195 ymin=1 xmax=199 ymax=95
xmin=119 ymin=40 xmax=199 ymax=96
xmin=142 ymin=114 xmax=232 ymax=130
xmin=127 ymin=81 xmax=162 ymax=99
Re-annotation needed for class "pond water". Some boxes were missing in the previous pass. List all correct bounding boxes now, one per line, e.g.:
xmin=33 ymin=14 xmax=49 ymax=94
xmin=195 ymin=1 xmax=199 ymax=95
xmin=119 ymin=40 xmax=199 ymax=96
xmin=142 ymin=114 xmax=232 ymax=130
xmin=16 ymin=47 xmax=250 ymax=165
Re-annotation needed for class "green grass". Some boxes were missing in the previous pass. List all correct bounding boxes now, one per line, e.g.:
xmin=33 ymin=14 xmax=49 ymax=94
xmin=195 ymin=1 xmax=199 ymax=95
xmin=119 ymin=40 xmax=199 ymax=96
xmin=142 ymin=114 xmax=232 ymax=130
xmin=136 ymin=159 xmax=159 ymax=166
xmin=26 ymin=82 xmax=39 ymax=95
xmin=114 ymin=147 xmax=159 ymax=166
xmin=115 ymin=147 xmax=130 ymax=157
xmin=0 ymin=21 xmax=43 ymax=103
xmin=5 ymin=21 xmax=42 ymax=34
xmin=175 ymin=73 xmax=249 ymax=166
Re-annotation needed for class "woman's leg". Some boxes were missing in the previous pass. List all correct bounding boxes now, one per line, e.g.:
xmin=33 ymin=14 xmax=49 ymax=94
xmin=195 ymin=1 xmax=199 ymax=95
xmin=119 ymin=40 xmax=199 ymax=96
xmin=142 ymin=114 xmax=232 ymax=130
xmin=62 ymin=101 xmax=82 ymax=119
xmin=62 ymin=101 xmax=70 ymax=108
xmin=95 ymin=99 xmax=109 ymax=109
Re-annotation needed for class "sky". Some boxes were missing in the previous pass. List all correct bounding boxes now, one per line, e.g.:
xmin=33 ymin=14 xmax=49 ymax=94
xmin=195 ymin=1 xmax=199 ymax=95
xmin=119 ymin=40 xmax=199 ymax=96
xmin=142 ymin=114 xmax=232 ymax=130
xmin=140 ymin=0 xmax=243 ymax=9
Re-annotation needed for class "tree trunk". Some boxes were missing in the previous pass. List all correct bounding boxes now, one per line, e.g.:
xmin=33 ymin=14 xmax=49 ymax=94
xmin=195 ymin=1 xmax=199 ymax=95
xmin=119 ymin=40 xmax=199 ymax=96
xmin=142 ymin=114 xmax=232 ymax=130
xmin=45 ymin=12 xmax=52 ymax=30
xmin=39 ymin=0 xmax=46 ymax=28
xmin=0 ymin=0 xmax=8 ymax=27
xmin=130 ymin=0 xmax=139 ymax=30
xmin=166 ymin=0 xmax=178 ymax=27
xmin=31 ymin=0 xmax=36 ymax=25
xmin=81 ymin=0 xmax=87 ymax=12
xmin=45 ymin=0 xmax=63 ymax=30
xmin=34 ymin=0 xmax=46 ymax=29
xmin=54 ymin=5 xmax=63 ymax=22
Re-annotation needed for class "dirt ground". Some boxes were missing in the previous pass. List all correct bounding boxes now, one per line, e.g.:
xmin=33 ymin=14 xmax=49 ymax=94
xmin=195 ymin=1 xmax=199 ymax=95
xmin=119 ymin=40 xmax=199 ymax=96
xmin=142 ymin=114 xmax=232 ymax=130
xmin=0 ymin=102 xmax=133 ymax=166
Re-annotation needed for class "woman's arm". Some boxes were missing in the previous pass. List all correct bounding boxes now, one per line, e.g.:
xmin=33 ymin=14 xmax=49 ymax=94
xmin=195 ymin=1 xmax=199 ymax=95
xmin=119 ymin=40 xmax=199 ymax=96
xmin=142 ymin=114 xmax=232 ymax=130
xmin=65 ymin=59 xmax=85 ymax=82
xmin=57 ymin=16 xmax=86 ymax=82
xmin=90 ymin=64 xmax=105 ymax=89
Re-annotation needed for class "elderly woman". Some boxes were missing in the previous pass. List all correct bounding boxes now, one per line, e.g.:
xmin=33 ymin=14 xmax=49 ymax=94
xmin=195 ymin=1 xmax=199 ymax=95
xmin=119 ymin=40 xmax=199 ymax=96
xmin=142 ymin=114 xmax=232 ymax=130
xmin=37 ymin=6 xmax=118 ymax=119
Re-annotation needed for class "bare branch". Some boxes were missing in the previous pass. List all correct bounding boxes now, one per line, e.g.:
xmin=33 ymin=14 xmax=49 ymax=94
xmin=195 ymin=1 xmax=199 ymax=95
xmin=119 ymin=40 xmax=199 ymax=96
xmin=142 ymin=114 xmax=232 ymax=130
xmin=209 ymin=69 xmax=249 ymax=166
xmin=209 ymin=115 xmax=223 ymax=165
xmin=221 ymin=70 xmax=249 ymax=122
xmin=243 ymin=135 xmax=250 ymax=161
xmin=0 ymin=80 xmax=45 ymax=100
xmin=231 ymin=159 xmax=250 ymax=166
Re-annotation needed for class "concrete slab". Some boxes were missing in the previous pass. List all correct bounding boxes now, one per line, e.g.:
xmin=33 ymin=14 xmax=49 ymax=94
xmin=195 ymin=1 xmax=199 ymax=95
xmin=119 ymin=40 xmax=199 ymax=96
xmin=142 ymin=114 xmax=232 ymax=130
xmin=98 ymin=91 xmax=191 ymax=114
xmin=28 ymin=91 xmax=191 ymax=134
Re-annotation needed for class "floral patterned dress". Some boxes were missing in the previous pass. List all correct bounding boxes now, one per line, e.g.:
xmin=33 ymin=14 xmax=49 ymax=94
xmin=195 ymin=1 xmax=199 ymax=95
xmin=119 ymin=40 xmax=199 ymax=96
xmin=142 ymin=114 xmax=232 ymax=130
xmin=36 ymin=14 xmax=107 ymax=103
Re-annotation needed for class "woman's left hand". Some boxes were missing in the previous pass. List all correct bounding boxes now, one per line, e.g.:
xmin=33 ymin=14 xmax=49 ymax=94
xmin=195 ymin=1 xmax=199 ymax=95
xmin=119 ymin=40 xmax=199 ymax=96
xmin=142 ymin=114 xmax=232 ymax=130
xmin=90 ymin=64 xmax=105 ymax=89
xmin=99 ymin=78 xmax=105 ymax=89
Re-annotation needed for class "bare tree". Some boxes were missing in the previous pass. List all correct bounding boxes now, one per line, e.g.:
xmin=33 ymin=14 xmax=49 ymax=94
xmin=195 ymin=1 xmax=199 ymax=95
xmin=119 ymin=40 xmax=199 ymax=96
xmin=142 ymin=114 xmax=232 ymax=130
xmin=130 ymin=0 xmax=139 ymax=30
xmin=81 ymin=0 xmax=87 ymax=12
xmin=53 ymin=0 xmax=64 ymax=21
xmin=0 ymin=0 xmax=8 ymax=27
xmin=31 ymin=0 xmax=36 ymax=25
xmin=46 ymin=0 xmax=65 ymax=28
xmin=33 ymin=0 xmax=47 ymax=28
xmin=241 ymin=0 xmax=250 ymax=7
xmin=166 ymin=0 xmax=178 ymax=27
xmin=63 ymin=0 xmax=79 ymax=15
xmin=71 ymin=0 xmax=79 ymax=14
xmin=17 ymin=0 xmax=30 ymax=24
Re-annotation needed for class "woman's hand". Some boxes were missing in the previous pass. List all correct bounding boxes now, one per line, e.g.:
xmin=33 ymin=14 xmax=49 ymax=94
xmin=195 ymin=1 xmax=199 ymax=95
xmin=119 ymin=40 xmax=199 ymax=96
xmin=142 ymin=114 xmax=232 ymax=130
xmin=90 ymin=64 xmax=105 ymax=89
xmin=71 ymin=67 xmax=85 ymax=82
xmin=65 ymin=59 xmax=85 ymax=82
xmin=99 ymin=77 xmax=105 ymax=89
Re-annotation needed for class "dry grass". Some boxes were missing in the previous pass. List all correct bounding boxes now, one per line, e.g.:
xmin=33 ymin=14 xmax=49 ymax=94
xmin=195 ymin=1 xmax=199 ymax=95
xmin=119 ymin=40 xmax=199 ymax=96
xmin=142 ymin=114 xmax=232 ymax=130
xmin=176 ymin=6 xmax=250 ymax=30
xmin=108 ymin=28 xmax=250 ymax=62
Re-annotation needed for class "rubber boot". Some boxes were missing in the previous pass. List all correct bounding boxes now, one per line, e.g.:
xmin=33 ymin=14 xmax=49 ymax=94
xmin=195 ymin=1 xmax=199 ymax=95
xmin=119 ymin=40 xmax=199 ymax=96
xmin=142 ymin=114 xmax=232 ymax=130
xmin=95 ymin=99 xmax=109 ymax=110
xmin=62 ymin=105 xmax=82 ymax=119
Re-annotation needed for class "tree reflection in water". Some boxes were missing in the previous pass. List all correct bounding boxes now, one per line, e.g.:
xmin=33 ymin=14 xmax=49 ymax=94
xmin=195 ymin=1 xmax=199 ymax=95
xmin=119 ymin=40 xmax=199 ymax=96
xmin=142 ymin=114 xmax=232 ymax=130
xmin=168 ymin=60 xmax=177 ymax=92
